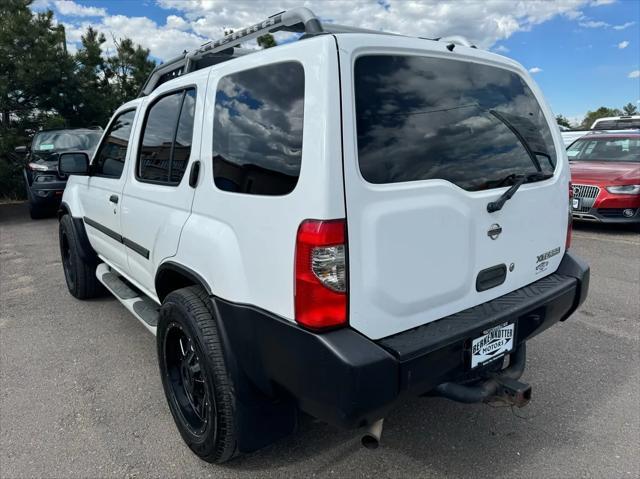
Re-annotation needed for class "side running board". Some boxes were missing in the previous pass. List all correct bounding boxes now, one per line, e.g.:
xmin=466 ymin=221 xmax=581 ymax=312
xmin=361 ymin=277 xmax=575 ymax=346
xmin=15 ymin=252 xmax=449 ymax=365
xmin=96 ymin=263 xmax=159 ymax=335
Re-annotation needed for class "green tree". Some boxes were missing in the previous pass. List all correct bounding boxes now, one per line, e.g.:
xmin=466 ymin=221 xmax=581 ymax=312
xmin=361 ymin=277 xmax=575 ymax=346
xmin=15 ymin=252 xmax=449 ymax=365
xmin=580 ymin=107 xmax=622 ymax=129
xmin=73 ymin=27 xmax=111 ymax=127
xmin=556 ymin=114 xmax=572 ymax=128
xmin=622 ymin=102 xmax=638 ymax=115
xmin=257 ymin=33 xmax=277 ymax=49
xmin=0 ymin=0 xmax=73 ymax=199
xmin=0 ymin=2 xmax=156 ymax=200
xmin=0 ymin=0 xmax=71 ymax=130
xmin=105 ymin=37 xmax=155 ymax=107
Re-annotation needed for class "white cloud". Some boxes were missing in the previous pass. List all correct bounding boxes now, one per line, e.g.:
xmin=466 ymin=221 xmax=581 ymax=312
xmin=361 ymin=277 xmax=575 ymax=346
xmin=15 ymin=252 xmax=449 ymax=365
xmin=529 ymin=67 xmax=543 ymax=74
xmin=618 ymin=40 xmax=629 ymax=49
xmin=157 ymin=0 xmax=596 ymax=50
xmin=33 ymin=0 xmax=618 ymax=62
xmin=54 ymin=0 xmax=106 ymax=17
xmin=579 ymin=20 xmax=609 ymax=28
xmin=613 ymin=21 xmax=635 ymax=30
xmin=30 ymin=0 xmax=51 ymax=9
xmin=62 ymin=15 xmax=207 ymax=60
xmin=493 ymin=45 xmax=510 ymax=53
xmin=629 ymin=70 xmax=640 ymax=79
xmin=166 ymin=15 xmax=190 ymax=31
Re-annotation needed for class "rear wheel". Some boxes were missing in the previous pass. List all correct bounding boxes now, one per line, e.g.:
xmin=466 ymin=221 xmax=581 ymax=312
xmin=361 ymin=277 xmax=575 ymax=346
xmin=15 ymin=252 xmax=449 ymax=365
xmin=157 ymin=286 xmax=238 ymax=463
xmin=59 ymin=215 xmax=103 ymax=299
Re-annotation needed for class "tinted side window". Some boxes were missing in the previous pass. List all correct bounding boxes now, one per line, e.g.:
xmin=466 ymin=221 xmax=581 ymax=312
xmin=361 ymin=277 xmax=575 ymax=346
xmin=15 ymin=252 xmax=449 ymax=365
xmin=92 ymin=110 xmax=136 ymax=178
xmin=354 ymin=56 xmax=557 ymax=191
xmin=212 ymin=62 xmax=304 ymax=195
xmin=138 ymin=89 xmax=196 ymax=184
xmin=172 ymin=90 xmax=196 ymax=183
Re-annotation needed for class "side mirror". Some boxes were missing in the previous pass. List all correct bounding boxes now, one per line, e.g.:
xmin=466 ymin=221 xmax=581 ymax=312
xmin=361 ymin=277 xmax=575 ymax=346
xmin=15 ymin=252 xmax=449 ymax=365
xmin=14 ymin=146 xmax=28 ymax=154
xmin=58 ymin=152 xmax=90 ymax=176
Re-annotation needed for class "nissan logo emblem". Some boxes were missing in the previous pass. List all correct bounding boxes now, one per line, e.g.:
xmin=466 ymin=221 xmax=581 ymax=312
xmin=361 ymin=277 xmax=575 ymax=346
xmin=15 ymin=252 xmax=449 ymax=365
xmin=488 ymin=224 xmax=502 ymax=240
xmin=573 ymin=185 xmax=580 ymax=196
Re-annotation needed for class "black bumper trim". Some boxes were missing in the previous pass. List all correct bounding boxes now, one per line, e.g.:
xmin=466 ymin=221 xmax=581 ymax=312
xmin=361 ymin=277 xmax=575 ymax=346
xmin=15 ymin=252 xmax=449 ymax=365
xmin=214 ymin=252 xmax=589 ymax=429
xmin=379 ymin=271 xmax=576 ymax=363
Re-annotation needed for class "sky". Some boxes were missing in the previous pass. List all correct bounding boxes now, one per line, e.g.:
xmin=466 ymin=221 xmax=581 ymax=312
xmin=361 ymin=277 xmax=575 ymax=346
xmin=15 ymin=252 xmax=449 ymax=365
xmin=31 ymin=0 xmax=640 ymax=125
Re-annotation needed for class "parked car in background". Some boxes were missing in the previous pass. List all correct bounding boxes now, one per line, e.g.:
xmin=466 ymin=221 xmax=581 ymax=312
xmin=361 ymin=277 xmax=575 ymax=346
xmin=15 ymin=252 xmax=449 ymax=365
xmin=591 ymin=115 xmax=640 ymax=130
xmin=561 ymin=129 xmax=589 ymax=146
xmin=559 ymin=115 xmax=640 ymax=146
xmin=568 ymin=130 xmax=640 ymax=224
xmin=18 ymin=127 xmax=102 ymax=218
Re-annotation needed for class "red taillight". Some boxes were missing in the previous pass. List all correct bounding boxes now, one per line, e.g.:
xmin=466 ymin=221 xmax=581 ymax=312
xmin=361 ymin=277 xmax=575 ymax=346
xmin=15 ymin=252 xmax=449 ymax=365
xmin=566 ymin=181 xmax=573 ymax=249
xmin=295 ymin=219 xmax=347 ymax=330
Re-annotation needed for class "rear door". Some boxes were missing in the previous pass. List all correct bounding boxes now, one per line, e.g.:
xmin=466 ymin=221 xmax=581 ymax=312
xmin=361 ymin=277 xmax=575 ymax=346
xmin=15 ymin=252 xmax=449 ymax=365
xmin=120 ymin=79 xmax=203 ymax=295
xmin=338 ymin=36 xmax=569 ymax=340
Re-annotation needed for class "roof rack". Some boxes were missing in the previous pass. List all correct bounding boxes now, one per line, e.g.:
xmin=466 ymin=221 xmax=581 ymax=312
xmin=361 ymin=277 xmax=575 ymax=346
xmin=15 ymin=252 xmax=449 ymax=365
xmin=139 ymin=7 xmax=474 ymax=96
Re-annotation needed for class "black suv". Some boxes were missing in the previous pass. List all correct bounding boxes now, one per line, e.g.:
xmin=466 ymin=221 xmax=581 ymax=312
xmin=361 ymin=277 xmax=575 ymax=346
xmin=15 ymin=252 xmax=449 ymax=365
xmin=18 ymin=128 xmax=102 ymax=218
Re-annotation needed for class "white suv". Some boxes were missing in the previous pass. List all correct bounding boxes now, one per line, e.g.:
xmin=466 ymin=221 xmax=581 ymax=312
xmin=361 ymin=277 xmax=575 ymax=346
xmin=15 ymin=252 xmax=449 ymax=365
xmin=57 ymin=8 xmax=589 ymax=463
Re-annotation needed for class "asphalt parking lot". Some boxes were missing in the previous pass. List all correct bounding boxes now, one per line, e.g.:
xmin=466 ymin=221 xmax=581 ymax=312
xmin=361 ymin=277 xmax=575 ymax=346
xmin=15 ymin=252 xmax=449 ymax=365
xmin=1 ymin=202 xmax=638 ymax=479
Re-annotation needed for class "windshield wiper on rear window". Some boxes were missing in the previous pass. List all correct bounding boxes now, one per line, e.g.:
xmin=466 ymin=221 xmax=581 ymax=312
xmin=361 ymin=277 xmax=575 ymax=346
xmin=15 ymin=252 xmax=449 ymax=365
xmin=487 ymin=171 xmax=553 ymax=213
xmin=489 ymin=109 xmax=542 ymax=172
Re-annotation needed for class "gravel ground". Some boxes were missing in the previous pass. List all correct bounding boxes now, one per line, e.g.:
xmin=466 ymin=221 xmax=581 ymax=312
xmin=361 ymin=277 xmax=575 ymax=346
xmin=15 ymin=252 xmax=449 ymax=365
xmin=1 ymin=203 xmax=639 ymax=479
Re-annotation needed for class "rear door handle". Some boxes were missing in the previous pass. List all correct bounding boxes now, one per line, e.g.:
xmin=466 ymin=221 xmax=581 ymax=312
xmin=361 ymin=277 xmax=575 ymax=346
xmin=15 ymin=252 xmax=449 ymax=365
xmin=189 ymin=160 xmax=201 ymax=188
xmin=109 ymin=194 xmax=119 ymax=204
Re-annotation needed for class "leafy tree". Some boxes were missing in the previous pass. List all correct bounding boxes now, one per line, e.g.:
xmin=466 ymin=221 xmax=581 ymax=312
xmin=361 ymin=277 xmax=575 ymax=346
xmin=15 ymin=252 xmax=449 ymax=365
xmin=73 ymin=27 xmax=111 ymax=127
xmin=105 ymin=37 xmax=155 ymax=107
xmin=580 ymin=107 xmax=622 ymax=129
xmin=555 ymin=114 xmax=572 ymax=128
xmin=0 ymin=2 xmax=155 ymax=200
xmin=622 ymin=102 xmax=638 ymax=115
xmin=0 ymin=0 xmax=73 ymax=198
xmin=257 ymin=33 xmax=277 ymax=49
xmin=0 ymin=0 xmax=71 ymax=130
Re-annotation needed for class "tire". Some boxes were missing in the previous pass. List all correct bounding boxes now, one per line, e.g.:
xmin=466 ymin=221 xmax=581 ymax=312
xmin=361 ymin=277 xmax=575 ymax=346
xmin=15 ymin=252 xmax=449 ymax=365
xmin=59 ymin=215 xmax=103 ymax=299
xmin=157 ymin=286 xmax=238 ymax=463
xmin=29 ymin=201 xmax=50 ymax=219
xmin=27 ymin=185 xmax=47 ymax=219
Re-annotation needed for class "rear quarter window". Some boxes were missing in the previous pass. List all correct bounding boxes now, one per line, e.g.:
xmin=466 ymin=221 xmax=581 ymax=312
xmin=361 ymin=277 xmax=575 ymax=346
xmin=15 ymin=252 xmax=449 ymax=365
xmin=354 ymin=55 xmax=557 ymax=191
xmin=212 ymin=61 xmax=305 ymax=196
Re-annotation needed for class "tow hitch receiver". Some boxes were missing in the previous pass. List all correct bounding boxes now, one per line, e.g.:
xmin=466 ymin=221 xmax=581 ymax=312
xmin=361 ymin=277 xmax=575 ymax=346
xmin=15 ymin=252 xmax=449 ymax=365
xmin=490 ymin=376 xmax=532 ymax=408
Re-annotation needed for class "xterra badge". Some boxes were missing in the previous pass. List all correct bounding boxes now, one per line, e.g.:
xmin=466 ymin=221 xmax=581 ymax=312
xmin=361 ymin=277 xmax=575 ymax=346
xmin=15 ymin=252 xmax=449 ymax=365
xmin=537 ymin=247 xmax=561 ymax=263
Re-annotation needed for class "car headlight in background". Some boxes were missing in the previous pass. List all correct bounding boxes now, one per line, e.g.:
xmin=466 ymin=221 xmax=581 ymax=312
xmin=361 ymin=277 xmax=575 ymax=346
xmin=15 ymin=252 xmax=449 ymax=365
xmin=605 ymin=185 xmax=640 ymax=195
xmin=28 ymin=162 xmax=50 ymax=172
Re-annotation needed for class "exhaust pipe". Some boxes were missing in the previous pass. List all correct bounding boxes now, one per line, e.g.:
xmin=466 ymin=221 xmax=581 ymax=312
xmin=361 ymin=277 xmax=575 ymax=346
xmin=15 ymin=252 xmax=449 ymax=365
xmin=361 ymin=419 xmax=384 ymax=449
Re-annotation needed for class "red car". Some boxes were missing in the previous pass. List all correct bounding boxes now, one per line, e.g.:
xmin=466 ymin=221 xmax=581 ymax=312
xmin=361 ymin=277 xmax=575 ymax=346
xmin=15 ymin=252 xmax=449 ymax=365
xmin=568 ymin=131 xmax=640 ymax=224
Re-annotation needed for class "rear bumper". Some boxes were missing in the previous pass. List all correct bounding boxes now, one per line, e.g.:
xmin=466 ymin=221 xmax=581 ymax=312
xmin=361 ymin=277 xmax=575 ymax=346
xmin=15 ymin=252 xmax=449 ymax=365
xmin=216 ymin=252 xmax=589 ymax=429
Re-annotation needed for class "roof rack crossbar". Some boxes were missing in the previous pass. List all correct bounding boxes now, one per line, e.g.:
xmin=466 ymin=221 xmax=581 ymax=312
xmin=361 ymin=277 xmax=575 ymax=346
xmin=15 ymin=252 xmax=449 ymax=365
xmin=140 ymin=7 xmax=322 ymax=96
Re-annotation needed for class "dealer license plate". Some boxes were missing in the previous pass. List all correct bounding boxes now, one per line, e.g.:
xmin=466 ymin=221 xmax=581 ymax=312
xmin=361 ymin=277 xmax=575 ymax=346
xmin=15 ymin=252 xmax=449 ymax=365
xmin=470 ymin=322 xmax=515 ymax=369
xmin=572 ymin=198 xmax=580 ymax=210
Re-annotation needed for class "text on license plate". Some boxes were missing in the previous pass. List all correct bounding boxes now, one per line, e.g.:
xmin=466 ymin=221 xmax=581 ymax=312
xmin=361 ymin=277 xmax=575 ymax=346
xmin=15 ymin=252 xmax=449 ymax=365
xmin=471 ymin=322 xmax=515 ymax=369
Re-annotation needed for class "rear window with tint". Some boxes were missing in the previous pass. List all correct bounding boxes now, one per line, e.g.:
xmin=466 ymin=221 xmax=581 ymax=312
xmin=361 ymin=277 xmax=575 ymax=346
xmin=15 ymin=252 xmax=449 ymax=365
xmin=212 ymin=62 xmax=304 ymax=196
xmin=354 ymin=55 xmax=557 ymax=191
